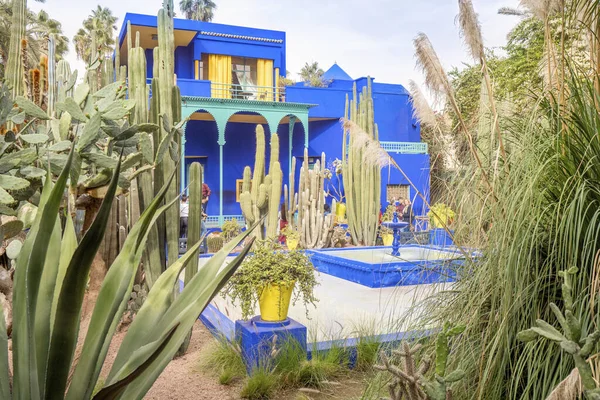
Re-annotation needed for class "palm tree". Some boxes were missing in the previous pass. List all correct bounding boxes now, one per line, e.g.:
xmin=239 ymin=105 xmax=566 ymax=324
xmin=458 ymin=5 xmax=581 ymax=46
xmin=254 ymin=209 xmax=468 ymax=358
xmin=0 ymin=1 xmax=68 ymax=78
xmin=179 ymin=0 xmax=216 ymax=22
xmin=73 ymin=6 xmax=118 ymax=64
xmin=299 ymin=61 xmax=327 ymax=87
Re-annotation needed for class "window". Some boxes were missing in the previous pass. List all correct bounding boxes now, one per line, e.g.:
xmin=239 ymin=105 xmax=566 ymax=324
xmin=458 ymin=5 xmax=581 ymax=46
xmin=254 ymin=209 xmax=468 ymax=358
xmin=387 ymin=184 xmax=410 ymax=203
xmin=200 ymin=53 xmax=208 ymax=80
xmin=231 ymin=57 xmax=258 ymax=99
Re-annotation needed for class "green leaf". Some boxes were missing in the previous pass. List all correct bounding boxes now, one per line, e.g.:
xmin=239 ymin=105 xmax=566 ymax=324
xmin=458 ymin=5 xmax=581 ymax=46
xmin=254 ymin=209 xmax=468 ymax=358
xmin=66 ymin=70 xmax=78 ymax=92
xmin=0 ymin=157 xmax=19 ymax=174
xmin=114 ymin=125 xmax=139 ymax=142
xmin=57 ymin=98 xmax=87 ymax=122
xmin=59 ymin=112 xmax=72 ymax=140
xmin=93 ymin=325 xmax=178 ymax=400
xmin=11 ymin=112 xmax=26 ymax=124
xmin=73 ymin=83 xmax=90 ymax=106
xmin=533 ymin=320 xmax=566 ymax=342
xmin=93 ymin=81 xmax=124 ymax=99
xmin=35 ymin=216 xmax=62 ymax=394
xmin=82 ymin=152 xmax=117 ymax=169
xmin=107 ymin=239 xmax=204 ymax=383
xmin=49 ymin=140 xmax=72 ymax=152
xmin=16 ymin=96 xmax=50 ymax=120
xmin=122 ymin=153 xmax=142 ymax=170
xmin=0 ymin=187 xmax=14 ymax=204
xmin=13 ymin=148 xmax=74 ymax=399
xmin=137 ymin=123 xmax=160 ymax=133
xmin=2 ymin=219 xmax=23 ymax=239
xmin=0 ymin=175 xmax=29 ymax=190
xmin=76 ymin=113 xmax=102 ymax=152
xmin=66 ymin=168 xmax=179 ymax=400
xmin=6 ymin=239 xmax=22 ymax=259
xmin=17 ymin=202 xmax=37 ymax=230
xmin=45 ymin=155 xmax=121 ymax=399
xmin=0 ymin=204 xmax=17 ymax=216
xmin=559 ymin=340 xmax=579 ymax=354
xmin=20 ymin=134 xmax=48 ymax=145
xmin=0 ymin=299 xmax=10 ymax=400
xmin=139 ymin=133 xmax=153 ymax=164
xmin=444 ymin=369 xmax=465 ymax=383
xmin=51 ymin=215 xmax=77 ymax=327
xmin=117 ymin=232 xmax=256 ymax=399
xmin=101 ymin=101 xmax=133 ymax=120
xmin=435 ymin=331 xmax=449 ymax=376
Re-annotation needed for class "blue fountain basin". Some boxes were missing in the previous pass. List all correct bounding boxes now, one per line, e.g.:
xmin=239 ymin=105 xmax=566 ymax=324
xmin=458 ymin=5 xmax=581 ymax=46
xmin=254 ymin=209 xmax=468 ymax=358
xmin=308 ymin=246 xmax=465 ymax=288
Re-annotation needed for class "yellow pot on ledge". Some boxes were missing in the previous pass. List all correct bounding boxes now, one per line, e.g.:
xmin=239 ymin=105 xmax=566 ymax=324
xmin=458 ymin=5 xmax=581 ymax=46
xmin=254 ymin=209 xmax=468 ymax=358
xmin=336 ymin=203 xmax=346 ymax=220
xmin=287 ymin=238 xmax=299 ymax=251
xmin=382 ymin=234 xmax=393 ymax=246
xmin=258 ymin=282 xmax=295 ymax=322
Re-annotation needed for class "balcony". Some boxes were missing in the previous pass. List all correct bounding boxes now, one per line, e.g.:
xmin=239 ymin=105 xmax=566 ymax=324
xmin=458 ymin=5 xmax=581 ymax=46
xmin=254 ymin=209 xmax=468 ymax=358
xmin=148 ymin=78 xmax=286 ymax=102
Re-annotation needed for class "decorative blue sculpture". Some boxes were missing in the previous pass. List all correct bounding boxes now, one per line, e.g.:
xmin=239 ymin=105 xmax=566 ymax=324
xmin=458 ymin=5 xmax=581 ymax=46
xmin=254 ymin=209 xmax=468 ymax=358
xmin=382 ymin=212 xmax=408 ymax=256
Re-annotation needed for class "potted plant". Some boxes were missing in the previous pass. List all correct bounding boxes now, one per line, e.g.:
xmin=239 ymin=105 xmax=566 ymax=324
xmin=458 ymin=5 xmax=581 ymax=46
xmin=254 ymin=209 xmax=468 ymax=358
xmin=223 ymin=240 xmax=318 ymax=322
xmin=282 ymin=225 xmax=300 ymax=250
xmin=221 ymin=218 xmax=242 ymax=242
xmin=427 ymin=203 xmax=456 ymax=247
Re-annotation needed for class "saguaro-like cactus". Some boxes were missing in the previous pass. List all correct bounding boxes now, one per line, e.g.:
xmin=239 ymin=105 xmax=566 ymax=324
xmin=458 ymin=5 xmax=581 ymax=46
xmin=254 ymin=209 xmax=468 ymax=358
xmin=342 ymin=78 xmax=381 ymax=246
xmin=296 ymin=149 xmax=335 ymax=248
xmin=6 ymin=0 xmax=26 ymax=98
xmin=240 ymin=125 xmax=281 ymax=240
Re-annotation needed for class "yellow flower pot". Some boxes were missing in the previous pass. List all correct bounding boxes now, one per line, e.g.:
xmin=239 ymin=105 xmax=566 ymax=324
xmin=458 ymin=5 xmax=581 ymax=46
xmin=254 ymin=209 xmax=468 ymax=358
xmin=287 ymin=238 xmax=299 ymax=250
xmin=382 ymin=234 xmax=393 ymax=246
xmin=258 ymin=282 xmax=295 ymax=322
xmin=336 ymin=203 xmax=346 ymax=220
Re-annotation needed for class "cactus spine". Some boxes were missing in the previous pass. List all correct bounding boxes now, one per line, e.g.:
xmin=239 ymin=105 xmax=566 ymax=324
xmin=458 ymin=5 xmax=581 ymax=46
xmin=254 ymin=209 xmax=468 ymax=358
xmin=240 ymin=125 xmax=281 ymax=240
xmin=343 ymin=78 xmax=381 ymax=246
xmin=296 ymin=149 xmax=335 ymax=248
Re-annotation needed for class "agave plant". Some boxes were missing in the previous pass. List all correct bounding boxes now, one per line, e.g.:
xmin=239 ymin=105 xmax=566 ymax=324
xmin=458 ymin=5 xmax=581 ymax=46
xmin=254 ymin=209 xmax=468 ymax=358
xmin=1 ymin=145 xmax=256 ymax=399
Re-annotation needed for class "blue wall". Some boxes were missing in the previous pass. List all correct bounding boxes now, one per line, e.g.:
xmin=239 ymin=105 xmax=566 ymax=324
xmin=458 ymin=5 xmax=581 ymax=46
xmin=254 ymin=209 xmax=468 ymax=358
xmin=184 ymin=117 xmax=430 ymax=218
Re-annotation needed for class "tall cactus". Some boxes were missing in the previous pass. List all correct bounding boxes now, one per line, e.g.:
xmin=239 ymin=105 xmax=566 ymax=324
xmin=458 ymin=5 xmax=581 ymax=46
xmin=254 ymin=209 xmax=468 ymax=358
xmin=5 ymin=0 xmax=26 ymax=98
xmin=240 ymin=125 xmax=281 ymax=240
xmin=157 ymin=0 xmax=180 ymax=266
xmin=295 ymin=149 xmax=335 ymax=248
xmin=343 ymin=78 xmax=381 ymax=246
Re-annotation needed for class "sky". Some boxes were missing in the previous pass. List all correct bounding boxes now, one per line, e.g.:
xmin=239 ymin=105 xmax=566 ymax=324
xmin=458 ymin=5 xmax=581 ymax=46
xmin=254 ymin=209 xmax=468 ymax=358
xmin=29 ymin=0 xmax=523 ymax=90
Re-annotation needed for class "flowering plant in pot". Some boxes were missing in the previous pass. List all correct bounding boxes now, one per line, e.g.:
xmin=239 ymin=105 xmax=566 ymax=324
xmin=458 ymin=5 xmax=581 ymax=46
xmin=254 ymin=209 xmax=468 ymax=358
xmin=379 ymin=225 xmax=394 ymax=246
xmin=223 ymin=240 xmax=318 ymax=322
xmin=427 ymin=203 xmax=456 ymax=229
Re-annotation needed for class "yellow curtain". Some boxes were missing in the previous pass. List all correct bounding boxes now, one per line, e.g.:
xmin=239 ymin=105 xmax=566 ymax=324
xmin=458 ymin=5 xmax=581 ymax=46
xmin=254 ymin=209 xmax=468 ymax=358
xmin=257 ymin=59 xmax=274 ymax=101
xmin=208 ymin=54 xmax=232 ymax=98
xmin=274 ymin=67 xmax=280 ymax=102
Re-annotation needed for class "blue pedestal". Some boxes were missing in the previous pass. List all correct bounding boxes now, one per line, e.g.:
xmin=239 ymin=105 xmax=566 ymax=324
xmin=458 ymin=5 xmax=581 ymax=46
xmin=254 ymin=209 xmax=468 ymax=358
xmin=235 ymin=316 xmax=307 ymax=372
xmin=430 ymin=228 xmax=454 ymax=247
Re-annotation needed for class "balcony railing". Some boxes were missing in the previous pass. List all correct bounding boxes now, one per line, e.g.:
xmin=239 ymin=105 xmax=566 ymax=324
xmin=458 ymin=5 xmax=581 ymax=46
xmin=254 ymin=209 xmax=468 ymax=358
xmin=381 ymin=142 xmax=428 ymax=154
xmin=210 ymin=82 xmax=285 ymax=102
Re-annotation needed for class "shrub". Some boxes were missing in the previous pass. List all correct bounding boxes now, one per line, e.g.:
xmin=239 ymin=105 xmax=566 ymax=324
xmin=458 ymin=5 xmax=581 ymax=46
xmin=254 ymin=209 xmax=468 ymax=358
xmin=197 ymin=337 xmax=246 ymax=385
xmin=240 ymin=369 xmax=278 ymax=399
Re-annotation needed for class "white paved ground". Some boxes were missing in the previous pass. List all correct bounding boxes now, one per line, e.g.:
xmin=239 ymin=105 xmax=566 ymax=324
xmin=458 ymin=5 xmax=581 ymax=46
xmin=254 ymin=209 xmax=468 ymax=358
xmin=194 ymin=256 xmax=451 ymax=342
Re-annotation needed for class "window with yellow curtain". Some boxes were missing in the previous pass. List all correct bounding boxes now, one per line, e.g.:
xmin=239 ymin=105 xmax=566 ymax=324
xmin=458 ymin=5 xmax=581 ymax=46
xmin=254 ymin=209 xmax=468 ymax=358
xmin=208 ymin=54 xmax=232 ymax=99
xmin=257 ymin=59 xmax=274 ymax=101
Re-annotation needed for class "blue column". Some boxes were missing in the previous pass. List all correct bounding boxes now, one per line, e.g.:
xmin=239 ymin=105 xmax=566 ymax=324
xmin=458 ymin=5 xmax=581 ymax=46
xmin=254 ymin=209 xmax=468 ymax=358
xmin=218 ymin=141 xmax=225 ymax=226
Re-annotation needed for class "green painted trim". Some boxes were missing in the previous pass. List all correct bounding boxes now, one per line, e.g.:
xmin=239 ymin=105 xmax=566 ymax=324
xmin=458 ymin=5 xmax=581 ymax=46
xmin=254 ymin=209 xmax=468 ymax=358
xmin=181 ymin=96 xmax=315 ymax=110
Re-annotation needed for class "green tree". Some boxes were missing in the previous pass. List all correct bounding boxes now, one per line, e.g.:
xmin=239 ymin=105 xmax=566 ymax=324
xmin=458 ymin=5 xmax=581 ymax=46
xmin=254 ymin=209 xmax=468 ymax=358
xmin=299 ymin=61 xmax=329 ymax=87
xmin=179 ymin=0 xmax=216 ymax=22
xmin=73 ymin=6 xmax=117 ymax=64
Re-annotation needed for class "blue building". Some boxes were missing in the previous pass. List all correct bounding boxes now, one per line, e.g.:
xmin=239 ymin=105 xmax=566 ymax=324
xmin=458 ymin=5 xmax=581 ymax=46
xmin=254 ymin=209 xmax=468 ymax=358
xmin=117 ymin=14 xmax=430 ymax=227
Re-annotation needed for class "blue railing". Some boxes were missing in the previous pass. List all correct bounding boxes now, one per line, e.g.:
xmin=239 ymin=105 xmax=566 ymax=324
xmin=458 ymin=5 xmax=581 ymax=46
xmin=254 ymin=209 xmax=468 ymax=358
xmin=380 ymin=142 xmax=428 ymax=154
xmin=205 ymin=215 xmax=246 ymax=228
